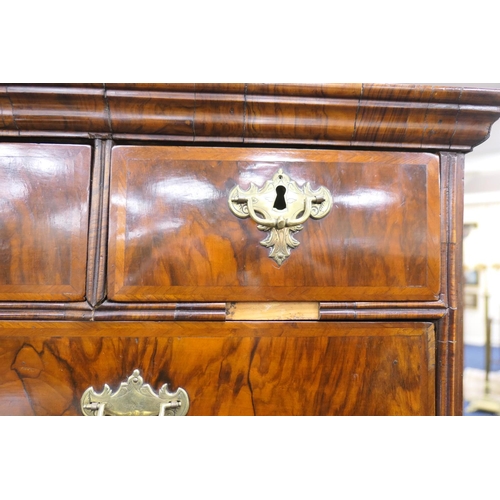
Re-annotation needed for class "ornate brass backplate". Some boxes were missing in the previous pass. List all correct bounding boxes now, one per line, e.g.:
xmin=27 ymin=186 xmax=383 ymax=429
xmin=81 ymin=369 xmax=189 ymax=416
xmin=228 ymin=169 xmax=333 ymax=265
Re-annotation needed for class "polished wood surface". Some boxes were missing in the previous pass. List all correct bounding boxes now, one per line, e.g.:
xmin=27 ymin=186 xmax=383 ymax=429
xmin=0 ymin=321 xmax=435 ymax=416
xmin=0 ymin=144 xmax=91 ymax=301
xmin=86 ymin=140 xmax=112 ymax=307
xmin=108 ymin=146 xmax=440 ymax=302
xmin=1 ymin=84 xmax=500 ymax=151
xmin=436 ymin=152 xmax=465 ymax=415
xmin=227 ymin=302 xmax=320 ymax=321
xmin=1 ymin=84 xmax=499 ymax=416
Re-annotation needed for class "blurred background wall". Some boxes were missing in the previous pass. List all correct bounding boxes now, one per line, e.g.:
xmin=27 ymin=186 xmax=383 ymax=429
xmin=457 ymin=83 xmax=500 ymax=413
xmin=462 ymin=84 xmax=500 ymax=348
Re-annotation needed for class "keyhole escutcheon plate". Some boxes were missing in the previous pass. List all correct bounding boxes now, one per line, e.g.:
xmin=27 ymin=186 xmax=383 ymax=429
xmin=228 ymin=169 xmax=333 ymax=266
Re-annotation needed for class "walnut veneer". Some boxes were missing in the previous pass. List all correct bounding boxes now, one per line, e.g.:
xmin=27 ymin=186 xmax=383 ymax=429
xmin=1 ymin=83 xmax=499 ymax=416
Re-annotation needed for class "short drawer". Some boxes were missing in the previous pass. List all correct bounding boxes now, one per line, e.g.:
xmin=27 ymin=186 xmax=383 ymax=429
xmin=0 ymin=144 xmax=91 ymax=301
xmin=0 ymin=321 xmax=435 ymax=416
xmin=107 ymin=146 xmax=440 ymax=302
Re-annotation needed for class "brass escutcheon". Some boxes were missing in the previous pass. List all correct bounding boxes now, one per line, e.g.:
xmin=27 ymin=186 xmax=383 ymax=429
xmin=228 ymin=169 xmax=333 ymax=265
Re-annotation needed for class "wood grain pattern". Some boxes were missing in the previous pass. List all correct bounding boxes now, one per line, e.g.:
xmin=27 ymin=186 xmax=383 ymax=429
xmin=86 ymin=139 xmax=112 ymax=307
xmin=436 ymin=152 xmax=465 ymax=416
xmin=94 ymin=301 xmax=226 ymax=321
xmin=0 ymin=321 xmax=435 ymax=416
xmin=319 ymin=309 xmax=446 ymax=320
xmin=0 ymin=144 xmax=91 ymax=301
xmin=320 ymin=300 xmax=446 ymax=320
xmin=226 ymin=302 xmax=319 ymax=321
xmin=108 ymin=147 xmax=441 ymax=302
xmin=1 ymin=84 xmax=499 ymax=151
xmin=0 ymin=302 xmax=92 ymax=321
xmin=0 ymin=83 xmax=496 ymax=416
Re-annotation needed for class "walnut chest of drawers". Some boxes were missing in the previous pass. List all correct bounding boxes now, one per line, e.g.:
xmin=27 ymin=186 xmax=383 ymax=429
xmin=1 ymin=84 xmax=499 ymax=416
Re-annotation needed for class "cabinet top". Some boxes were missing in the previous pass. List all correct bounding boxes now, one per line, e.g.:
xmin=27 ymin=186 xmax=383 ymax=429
xmin=1 ymin=83 xmax=500 ymax=152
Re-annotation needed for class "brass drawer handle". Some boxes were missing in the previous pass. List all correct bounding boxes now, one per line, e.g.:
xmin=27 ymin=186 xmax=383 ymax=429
xmin=228 ymin=169 xmax=332 ymax=266
xmin=81 ymin=369 xmax=189 ymax=416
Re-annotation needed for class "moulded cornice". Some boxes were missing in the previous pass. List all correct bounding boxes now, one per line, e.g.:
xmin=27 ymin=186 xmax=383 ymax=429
xmin=1 ymin=83 xmax=500 ymax=151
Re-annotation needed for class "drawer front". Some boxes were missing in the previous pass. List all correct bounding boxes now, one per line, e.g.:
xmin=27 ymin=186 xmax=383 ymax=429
xmin=0 ymin=144 xmax=91 ymax=301
xmin=108 ymin=147 xmax=440 ymax=302
xmin=0 ymin=321 xmax=435 ymax=416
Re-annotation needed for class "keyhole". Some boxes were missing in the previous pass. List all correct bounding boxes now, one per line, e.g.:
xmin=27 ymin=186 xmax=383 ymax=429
xmin=273 ymin=185 xmax=287 ymax=210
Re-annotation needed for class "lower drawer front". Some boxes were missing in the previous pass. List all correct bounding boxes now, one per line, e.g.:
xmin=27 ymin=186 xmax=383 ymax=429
xmin=0 ymin=321 xmax=435 ymax=416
